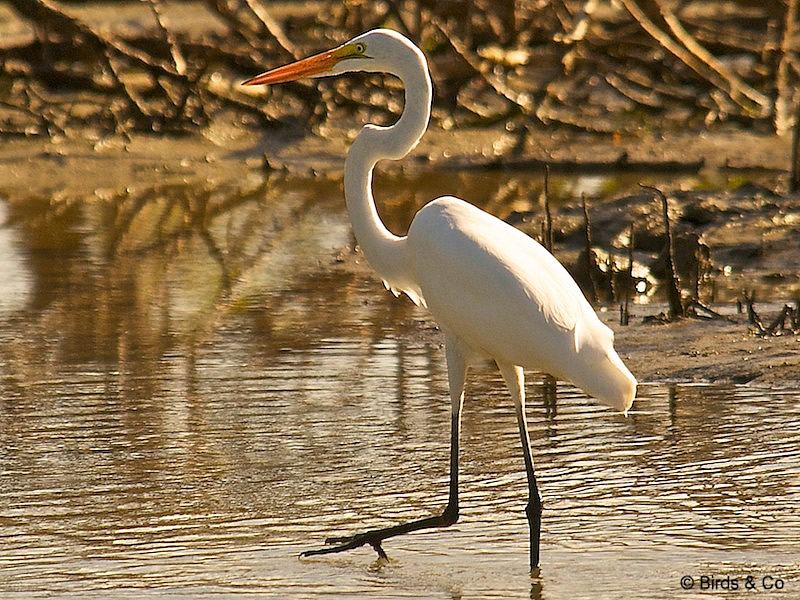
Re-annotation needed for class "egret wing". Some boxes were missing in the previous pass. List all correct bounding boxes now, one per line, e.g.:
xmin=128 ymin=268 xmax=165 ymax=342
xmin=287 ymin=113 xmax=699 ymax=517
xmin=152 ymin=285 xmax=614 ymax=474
xmin=408 ymin=197 xmax=592 ymax=374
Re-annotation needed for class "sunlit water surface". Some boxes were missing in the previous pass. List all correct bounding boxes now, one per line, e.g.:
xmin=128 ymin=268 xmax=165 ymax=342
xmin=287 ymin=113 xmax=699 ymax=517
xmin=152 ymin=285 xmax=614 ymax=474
xmin=1 ymin=173 xmax=799 ymax=598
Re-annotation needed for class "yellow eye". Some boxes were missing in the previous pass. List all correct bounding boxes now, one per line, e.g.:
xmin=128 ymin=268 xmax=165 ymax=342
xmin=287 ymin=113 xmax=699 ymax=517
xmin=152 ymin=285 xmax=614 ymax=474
xmin=355 ymin=43 xmax=366 ymax=54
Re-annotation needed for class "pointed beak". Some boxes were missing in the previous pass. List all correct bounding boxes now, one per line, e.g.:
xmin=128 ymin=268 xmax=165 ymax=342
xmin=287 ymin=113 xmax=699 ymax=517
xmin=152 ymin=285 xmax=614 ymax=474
xmin=242 ymin=48 xmax=340 ymax=86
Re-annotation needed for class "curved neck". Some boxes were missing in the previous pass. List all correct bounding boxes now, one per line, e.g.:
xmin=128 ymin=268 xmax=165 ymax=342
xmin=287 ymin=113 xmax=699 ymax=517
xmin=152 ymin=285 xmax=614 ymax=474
xmin=343 ymin=54 xmax=431 ymax=298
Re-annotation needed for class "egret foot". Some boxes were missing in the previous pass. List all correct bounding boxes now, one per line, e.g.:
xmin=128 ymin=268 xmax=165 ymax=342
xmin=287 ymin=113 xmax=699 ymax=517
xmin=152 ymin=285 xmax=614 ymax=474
xmin=300 ymin=531 xmax=389 ymax=560
xmin=526 ymin=495 xmax=543 ymax=568
xmin=299 ymin=505 xmax=458 ymax=561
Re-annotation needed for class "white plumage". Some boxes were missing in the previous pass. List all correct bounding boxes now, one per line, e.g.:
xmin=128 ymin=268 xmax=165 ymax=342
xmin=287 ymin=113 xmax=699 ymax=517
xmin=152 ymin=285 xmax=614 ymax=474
xmin=407 ymin=197 xmax=634 ymax=411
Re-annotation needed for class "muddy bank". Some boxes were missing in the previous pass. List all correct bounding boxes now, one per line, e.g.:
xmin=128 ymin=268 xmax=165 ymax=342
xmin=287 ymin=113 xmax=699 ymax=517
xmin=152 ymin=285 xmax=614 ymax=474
xmin=1 ymin=106 xmax=797 ymax=389
xmin=0 ymin=120 xmax=792 ymax=195
xmin=609 ymin=309 xmax=800 ymax=386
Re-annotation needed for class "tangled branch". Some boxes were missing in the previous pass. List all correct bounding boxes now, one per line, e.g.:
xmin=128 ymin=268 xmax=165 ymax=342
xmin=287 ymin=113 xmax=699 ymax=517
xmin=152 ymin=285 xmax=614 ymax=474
xmin=0 ymin=0 xmax=791 ymax=137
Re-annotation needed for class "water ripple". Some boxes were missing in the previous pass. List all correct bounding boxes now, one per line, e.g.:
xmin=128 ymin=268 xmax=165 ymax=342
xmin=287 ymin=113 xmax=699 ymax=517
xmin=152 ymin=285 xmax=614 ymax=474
xmin=2 ymin=183 xmax=799 ymax=598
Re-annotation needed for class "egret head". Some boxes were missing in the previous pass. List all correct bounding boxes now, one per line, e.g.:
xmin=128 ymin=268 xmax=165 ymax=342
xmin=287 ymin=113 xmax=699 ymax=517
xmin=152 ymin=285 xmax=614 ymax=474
xmin=583 ymin=348 xmax=637 ymax=415
xmin=567 ymin=318 xmax=637 ymax=415
xmin=243 ymin=29 xmax=421 ymax=86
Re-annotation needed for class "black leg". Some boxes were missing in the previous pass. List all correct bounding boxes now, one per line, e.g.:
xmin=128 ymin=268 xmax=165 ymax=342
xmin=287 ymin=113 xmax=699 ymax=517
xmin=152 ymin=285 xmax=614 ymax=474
xmin=300 ymin=341 xmax=467 ymax=560
xmin=498 ymin=362 xmax=542 ymax=569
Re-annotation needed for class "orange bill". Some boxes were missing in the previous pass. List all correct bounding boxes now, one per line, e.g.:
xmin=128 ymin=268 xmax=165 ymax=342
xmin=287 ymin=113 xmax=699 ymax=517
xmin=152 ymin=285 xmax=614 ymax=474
xmin=242 ymin=49 xmax=339 ymax=86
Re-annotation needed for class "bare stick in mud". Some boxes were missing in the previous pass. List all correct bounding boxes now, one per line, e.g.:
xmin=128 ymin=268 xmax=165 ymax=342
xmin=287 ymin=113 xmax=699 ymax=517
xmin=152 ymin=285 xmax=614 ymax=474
xmin=744 ymin=293 xmax=800 ymax=336
xmin=684 ymin=299 xmax=729 ymax=321
xmin=766 ymin=305 xmax=794 ymax=335
xmin=543 ymin=165 xmax=553 ymax=253
xmin=581 ymin=194 xmax=599 ymax=304
xmin=621 ymin=222 xmax=635 ymax=326
xmin=640 ymin=184 xmax=683 ymax=319
xmin=743 ymin=290 xmax=767 ymax=335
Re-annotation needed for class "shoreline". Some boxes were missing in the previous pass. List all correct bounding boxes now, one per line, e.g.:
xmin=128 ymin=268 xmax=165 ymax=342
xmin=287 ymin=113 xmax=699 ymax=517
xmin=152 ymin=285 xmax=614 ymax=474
xmin=0 ymin=122 xmax=792 ymax=197
xmin=2 ymin=124 xmax=798 ymax=386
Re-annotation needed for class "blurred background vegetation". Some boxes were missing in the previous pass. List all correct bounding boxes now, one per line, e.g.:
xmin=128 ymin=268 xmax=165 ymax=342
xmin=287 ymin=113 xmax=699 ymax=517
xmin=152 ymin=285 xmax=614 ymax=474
xmin=0 ymin=0 xmax=796 ymax=138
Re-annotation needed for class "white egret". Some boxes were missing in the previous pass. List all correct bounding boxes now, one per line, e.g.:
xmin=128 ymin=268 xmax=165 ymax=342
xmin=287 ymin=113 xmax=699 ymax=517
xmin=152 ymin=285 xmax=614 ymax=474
xmin=244 ymin=29 xmax=636 ymax=568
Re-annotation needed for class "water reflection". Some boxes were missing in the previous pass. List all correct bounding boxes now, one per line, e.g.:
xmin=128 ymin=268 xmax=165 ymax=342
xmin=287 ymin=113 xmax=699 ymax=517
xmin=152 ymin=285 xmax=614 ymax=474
xmin=1 ymin=177 xmax=799 ymax=599
xmin=0 ymin=203 xmax=33 ymax=315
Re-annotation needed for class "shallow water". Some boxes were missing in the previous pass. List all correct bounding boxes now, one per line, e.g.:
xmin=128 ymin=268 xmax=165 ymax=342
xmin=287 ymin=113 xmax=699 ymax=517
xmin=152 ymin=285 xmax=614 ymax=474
xmin=1 ymin=174 xmax=799 ymax=598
